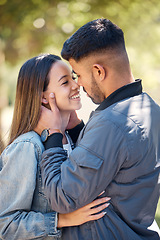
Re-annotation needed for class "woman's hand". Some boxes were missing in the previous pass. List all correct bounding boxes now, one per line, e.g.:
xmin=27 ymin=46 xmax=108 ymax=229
xmin=57 ymin=197 xmax=110 ymax=228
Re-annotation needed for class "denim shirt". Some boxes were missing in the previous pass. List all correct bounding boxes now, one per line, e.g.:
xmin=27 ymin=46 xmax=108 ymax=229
xmin=0 ymin=131 xmax=61 ymax=240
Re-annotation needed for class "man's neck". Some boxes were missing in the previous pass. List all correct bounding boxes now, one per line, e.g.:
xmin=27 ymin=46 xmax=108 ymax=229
xmin=104 ymin=73 xmax=135 ymax=99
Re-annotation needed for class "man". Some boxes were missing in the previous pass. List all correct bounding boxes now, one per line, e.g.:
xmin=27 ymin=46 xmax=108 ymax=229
xmin=38 ymin=18 xmax=160 ymax=239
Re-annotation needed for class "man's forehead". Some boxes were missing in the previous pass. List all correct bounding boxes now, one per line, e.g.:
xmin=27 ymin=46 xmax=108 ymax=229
xmin=69 ymin=57 xmax=94 ymax=74
xmin=69 ymin=57 xmax=86 ymax=68
xmin=69 ymin=58 xmax=79 ymax=71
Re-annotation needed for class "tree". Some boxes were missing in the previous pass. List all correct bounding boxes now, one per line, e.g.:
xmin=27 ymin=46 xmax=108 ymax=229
xmin=0 ymin=0 xmax=160 ymax=132
xmin=0 ymin=0 xmax=160 ymax=226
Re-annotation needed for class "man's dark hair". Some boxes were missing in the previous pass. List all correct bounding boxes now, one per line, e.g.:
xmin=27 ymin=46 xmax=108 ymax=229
xmin=61 ymin=18 xmax=126 ymax=61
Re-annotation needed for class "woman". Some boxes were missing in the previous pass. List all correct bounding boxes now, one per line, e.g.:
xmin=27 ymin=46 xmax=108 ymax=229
xmin=0 ymin=54 xmax=110 ymax=240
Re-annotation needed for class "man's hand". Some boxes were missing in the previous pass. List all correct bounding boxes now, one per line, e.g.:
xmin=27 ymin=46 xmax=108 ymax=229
xmin=66 ymin=111 xmax=81 ymax=130
xmin=34 ymin=93 xmax=62 ymax=135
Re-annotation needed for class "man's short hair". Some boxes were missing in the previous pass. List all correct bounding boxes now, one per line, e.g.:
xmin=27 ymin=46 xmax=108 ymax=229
xmin=61 ymin=18 xmax=126 ymax=61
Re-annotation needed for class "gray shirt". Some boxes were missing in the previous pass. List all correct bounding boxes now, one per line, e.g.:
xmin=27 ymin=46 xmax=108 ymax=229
xmin=40 ymin=80 xmax=160 ymax=240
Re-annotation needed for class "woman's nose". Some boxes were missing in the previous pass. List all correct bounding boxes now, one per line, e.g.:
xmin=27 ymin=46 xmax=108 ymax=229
xmin=71 ymin=80 xmax=79 ymax=90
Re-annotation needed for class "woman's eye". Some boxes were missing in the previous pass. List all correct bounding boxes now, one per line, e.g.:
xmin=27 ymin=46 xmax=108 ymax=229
xmin=62 ymin=80 xmax=68 ymax=85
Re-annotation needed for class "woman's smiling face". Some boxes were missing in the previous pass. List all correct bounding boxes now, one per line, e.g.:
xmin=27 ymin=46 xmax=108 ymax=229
xmin=43 ymin=60 xmax=82 ymax=112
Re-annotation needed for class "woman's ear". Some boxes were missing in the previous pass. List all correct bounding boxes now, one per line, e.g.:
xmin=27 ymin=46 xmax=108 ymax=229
xmin=41 ymin=92 xmax=49 ymax=104
xmin=92 ymin=64 xmax=106 ymax=83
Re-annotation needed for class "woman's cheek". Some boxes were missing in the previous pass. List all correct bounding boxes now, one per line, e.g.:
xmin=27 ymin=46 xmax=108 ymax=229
xmin=55 ymin=97 xmax=66 ymax=110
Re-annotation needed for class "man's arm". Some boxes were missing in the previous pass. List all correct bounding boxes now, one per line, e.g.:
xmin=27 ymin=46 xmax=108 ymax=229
xmin=40 ymin=118 xmax=127 ymax=214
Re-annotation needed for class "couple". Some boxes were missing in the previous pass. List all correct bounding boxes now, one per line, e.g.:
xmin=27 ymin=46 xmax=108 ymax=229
xmin=0 ymin=18 xmax=160 ymax=240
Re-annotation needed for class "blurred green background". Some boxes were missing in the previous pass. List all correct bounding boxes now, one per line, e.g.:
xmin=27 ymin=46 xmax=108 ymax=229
xmin=0 ymin=0 xmax=159 ymax=228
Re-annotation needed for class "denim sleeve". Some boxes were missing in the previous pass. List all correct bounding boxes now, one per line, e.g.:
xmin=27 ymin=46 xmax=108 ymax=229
xmin=0 ymin=141 xmax=61 ymax=240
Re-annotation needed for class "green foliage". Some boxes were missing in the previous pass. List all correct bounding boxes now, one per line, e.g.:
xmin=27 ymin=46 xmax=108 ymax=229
xmin=0 ymin=0 xmax=159 ymax=228
xmin=1 ymin=0 xmax=160 ymax=64
xmin=0 ymin=0 xmax=160 ymax=102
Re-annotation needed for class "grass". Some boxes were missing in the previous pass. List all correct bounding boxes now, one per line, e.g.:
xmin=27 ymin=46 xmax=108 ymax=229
xmin=155 ymin=199 xmax=160 ymax=227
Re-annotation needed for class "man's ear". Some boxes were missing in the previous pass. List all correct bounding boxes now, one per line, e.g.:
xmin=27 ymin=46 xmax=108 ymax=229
xmin=92 ymin=64 xmax=106 ymax=82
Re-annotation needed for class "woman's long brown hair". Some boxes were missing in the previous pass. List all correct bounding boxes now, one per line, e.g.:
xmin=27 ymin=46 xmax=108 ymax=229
xmin=9 ymin=54 xmax=61 ymax=145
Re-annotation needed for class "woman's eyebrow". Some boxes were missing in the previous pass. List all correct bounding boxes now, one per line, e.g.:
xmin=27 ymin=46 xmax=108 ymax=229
xmin=58 ymin=75 xmax=69 ymax=82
